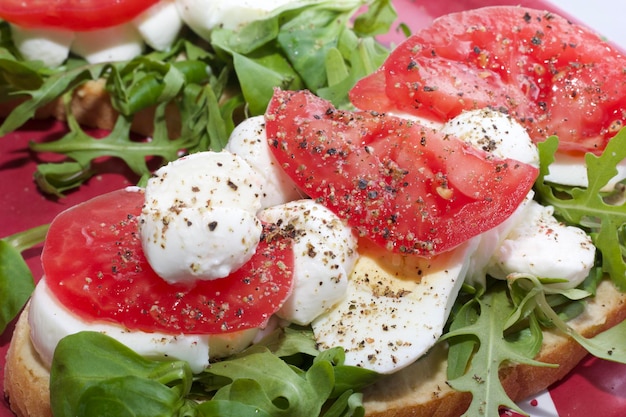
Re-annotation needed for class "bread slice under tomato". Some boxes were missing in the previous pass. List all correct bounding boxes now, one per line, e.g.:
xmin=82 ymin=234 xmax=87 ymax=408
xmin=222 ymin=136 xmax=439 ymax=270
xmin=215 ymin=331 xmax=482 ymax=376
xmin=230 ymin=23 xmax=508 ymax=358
xmin=5 ymin=278 xmax=626 ymax=417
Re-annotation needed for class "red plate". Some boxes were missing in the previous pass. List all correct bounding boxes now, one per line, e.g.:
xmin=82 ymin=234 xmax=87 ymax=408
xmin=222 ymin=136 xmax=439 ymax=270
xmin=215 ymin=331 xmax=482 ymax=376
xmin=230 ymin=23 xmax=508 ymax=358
xmin=2 ymin=1 xmax=626 ymax=416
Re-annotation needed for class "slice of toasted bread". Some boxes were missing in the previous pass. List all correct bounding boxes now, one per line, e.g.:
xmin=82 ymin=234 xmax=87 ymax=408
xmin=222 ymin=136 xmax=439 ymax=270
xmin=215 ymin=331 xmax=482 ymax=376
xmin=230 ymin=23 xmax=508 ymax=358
xmin=5 ymin=279 xmax=626 ymax=417
xmin=362 ymin=278 xmax=626 ymax=416
xmin=4 ymin=303 xmax=52 ymax=417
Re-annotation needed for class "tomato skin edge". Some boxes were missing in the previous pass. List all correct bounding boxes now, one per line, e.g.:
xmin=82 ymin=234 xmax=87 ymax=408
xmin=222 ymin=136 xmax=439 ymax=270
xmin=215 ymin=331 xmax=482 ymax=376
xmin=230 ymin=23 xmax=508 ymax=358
xmin=42 ymin=188 xmax=295 ymax=335
xmin=0 ymin=0 xmax=160 ymax=31
xmin=350 ymin=6 xmax=626 ymax=155
xmin=265 ymin=88 xmax=538 ymax=257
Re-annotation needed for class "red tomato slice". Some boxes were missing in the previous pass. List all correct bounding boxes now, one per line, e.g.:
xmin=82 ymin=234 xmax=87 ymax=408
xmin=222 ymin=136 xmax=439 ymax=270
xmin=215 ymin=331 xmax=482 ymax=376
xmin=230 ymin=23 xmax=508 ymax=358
xmin=0 ymin=0 xmax=159 ymax=31
xmin=265 ymin=88 xmax=538 ymax=257
xmin=350 ymin=6 xmax=626 ymax=155
xmin=42 ymin=188 xmax=294 ymax=334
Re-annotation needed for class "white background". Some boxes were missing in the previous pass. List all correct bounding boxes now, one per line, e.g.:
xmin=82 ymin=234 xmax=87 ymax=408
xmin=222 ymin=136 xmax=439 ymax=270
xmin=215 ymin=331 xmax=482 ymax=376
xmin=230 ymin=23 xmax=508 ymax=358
xmin=548 ymin=0 xmax=625 ymax=50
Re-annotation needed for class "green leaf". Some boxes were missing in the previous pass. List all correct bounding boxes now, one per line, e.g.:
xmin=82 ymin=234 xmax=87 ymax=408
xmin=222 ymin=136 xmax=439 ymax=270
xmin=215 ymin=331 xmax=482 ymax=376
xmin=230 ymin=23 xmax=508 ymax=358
xmin=0 ymin=240 xmax=34 ymax=334
xmin=443 ymin=287 xmax=555 ymax=417
xmin=231 ymin=49 xmax=303 ymax=116
xmin=315 ymin=27 xmax=389 ymax=109
xmin=76 ymin=376 xmax=184 ymax=417
xmin=277 ymin=7 xmax=352 ymax=91
xmin=528 ymin=280 xmax=626 ymax=363
xmin=0 ymin=56 xmax=44 ymax=90
xmin=321 ymin=390 xmax=365 ymax=417
xmin=211 ymin=0 xmax=392 ymax=111
xmin=353 ymin=0 xmax=397 ymax=37
xmin=204 ymin=346 xmax=334 ymax=417
xmin=0 ymin=64 xmax=107 ymax=134
xmin=196 ymin=400 xmax=272 ymax=417
xmin=34 ymin=161 xmax=94 ymax=197
xmin=50 ymin=332 xmax=193 ymax=417
xmin=257 ymin=326 xmax=321 ymax=358
xmin=446 ymin=297 xmax=480 ymax=380
xmin=0 ymin=225 xmax=48 ymax=334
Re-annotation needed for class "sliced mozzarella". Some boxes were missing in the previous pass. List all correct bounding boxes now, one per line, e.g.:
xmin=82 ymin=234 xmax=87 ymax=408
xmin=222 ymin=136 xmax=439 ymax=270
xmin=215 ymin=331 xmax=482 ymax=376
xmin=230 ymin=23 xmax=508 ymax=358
xmin=487 ymin=200 xmax=595 ymax=289
xmin=29 ymin=279 xmax=216 ymax=373
xmin=9 ymin=25 xmax=74 ymax=68
xmin=226 ymin=116 xmax=303 ymax=207
xmin=132 ymin=0 xmax=184 ymax=51
xmin=175 ymin=0 xmax=297 ymax=40
xmin=312 ymin=241 xmax=473 ymax=374
xmin=71 ymin=23 xmax=144 ymax=64
xmin=545 ymin=152 xmax=626 ymax=191
xmin=441 ymin=108 xmax=540 ymax=168
xmin=140 ymin=151 xmax=264 ymax=284
xmin=258 ymin=199 xmax=358 ymax=325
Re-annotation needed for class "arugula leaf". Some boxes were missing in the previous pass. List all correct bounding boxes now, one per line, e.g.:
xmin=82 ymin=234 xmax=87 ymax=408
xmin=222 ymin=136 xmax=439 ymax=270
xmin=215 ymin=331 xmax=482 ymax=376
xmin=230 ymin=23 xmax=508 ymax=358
xmin=443 ymin=285 xmax=556 ymax=417
xmin=27 ymin=72 xmax=232 ymax=195
xmin=535 ymin=130 xmax=626 ymax=290
xmin=509 ymin=274 xmax=626 ymax=364
xmin=0 ymin=1 xmax=394 ymax=195
xmin=0 ymin=63 xmax=107 ymax=134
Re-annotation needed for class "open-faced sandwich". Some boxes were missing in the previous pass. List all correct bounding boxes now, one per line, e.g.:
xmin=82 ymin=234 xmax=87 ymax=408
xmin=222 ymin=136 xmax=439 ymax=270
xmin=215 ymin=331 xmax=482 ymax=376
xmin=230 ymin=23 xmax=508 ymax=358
xmin=2 ymin=3 xmax=626 ymax=417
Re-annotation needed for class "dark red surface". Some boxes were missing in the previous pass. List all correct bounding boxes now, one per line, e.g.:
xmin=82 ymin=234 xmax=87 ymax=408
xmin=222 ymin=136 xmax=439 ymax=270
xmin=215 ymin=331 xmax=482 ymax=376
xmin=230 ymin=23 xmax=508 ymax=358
xmin=2 ymin=1 xmax=626 ymax=416
xmin=550 ymin=355 xmax=626 ymax=417
xmin=0 ymin=121 xmax=135 ymax=414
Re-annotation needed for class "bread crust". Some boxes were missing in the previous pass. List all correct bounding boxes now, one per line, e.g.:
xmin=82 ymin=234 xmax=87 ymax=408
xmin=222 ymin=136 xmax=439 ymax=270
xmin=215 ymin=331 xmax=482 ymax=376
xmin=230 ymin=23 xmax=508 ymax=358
xmin=362 ymin=278 xmax=626 ymax=416
xmin=4 ymin=304 xmax=52 ymax=417
xmin=5 ymin=279 xmax=626 ymax=417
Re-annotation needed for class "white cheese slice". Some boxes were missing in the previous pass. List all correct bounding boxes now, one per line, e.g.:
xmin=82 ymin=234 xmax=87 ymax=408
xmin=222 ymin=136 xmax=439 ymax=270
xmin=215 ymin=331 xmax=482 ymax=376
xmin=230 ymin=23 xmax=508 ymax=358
xmin=545 ymin=152 xmax=626 ymax=191
xmin=312 ymin=241 xmax=473 ymax=374
xmin=28 ymin=279 xmax=212 ymax=373
xmin=175 ymin=0 xmax=298 ymax=40
xmin=29 ymin=278 xmax=261 ymax=373
xmin=9 ymin=25 xmax=74 ymax=68
xmin=133 ymin=0 xmax=184 ymax=51
xmin=70 ymin=23 xmax=144 ymax=64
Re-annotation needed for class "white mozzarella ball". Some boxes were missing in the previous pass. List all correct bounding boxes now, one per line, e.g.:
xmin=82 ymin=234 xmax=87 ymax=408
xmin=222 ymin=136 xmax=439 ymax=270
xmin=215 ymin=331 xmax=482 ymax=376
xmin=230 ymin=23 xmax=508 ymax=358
xmin=133 ymin=0 xmax=184 ymax=51
xmin=140 ymin=151 xmax=264 ymax=284
xmin=258 ymin=199 xmax=358 ymax=325
xmin=442 ymin=108 xmax=540 ymax=168
xmin=71 ymin=23 xmax=144 ymax=64
xmin=226 ymin=116 xmax=302 ymax=207
xmin=10 ymin=25 xmax=74 ymax=68
xmin=487 ymin=200 xmax=595 ymax=289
